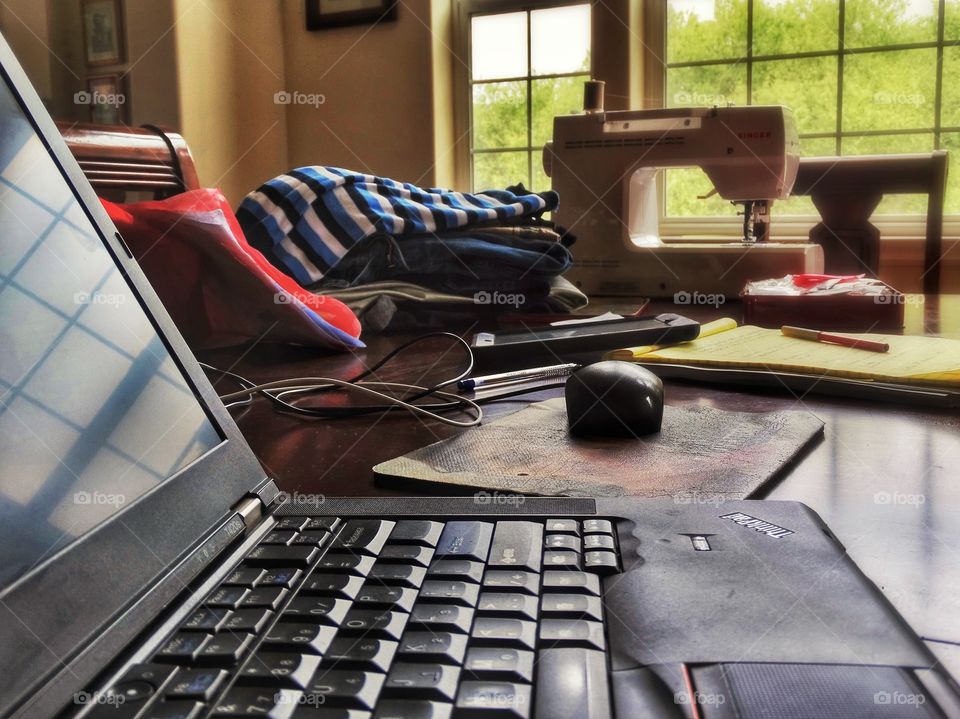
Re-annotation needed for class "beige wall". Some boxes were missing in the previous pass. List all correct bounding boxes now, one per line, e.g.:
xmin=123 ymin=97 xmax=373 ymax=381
xmin=281 ymin=0 xmax=443 ymax=186
xmin=0 ymin=0 xmax=52 ymax=102
xmin=171 ymin=0 xmax=288 ymax=204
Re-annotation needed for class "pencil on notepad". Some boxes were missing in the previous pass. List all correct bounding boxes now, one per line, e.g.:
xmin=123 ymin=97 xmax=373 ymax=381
xmin=780 ymin=325 xmax=890 ymax=353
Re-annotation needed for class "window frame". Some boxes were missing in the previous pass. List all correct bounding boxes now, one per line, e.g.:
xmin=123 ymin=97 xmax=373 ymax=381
xmin=453 ymin=0 xmax=593 ymax=192
xmin=643 ymin=0 xmax=959 ymax=240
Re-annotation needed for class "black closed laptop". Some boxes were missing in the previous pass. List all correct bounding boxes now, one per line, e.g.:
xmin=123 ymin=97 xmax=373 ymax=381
xmin=0 ymin=32 xmax=957 ymax=719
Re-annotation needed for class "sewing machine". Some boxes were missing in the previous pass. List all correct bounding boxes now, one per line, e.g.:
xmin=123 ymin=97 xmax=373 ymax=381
xmin=544 ymin=96 xmax=824 ymax=297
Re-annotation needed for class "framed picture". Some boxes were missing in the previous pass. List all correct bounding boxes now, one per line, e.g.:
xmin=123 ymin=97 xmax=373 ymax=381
xmin=305 ymin=0 xmax=397 ymax=30
xmin=82 ymin=0 xmax=125 ymax=67
xmin=85 ymin=74 xmax=127 ymax=125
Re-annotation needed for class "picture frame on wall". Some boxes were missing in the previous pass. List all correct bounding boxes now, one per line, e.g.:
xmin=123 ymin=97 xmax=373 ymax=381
xmin=81 ymin=0 xmax=125 ymax=67
xmin=85 ymin=74 xmax=127 ymax=125
xmin=305 ymin=0 xmax=397 ymax=30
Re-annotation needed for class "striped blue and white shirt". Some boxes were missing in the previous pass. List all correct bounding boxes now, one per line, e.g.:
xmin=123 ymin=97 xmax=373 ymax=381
xmin=236 ymin=167 xmax=558 ymax=286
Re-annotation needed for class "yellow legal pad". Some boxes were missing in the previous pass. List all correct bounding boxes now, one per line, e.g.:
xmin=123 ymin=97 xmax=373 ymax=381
xmin=606 ymin=319 xmax=960 ymax=388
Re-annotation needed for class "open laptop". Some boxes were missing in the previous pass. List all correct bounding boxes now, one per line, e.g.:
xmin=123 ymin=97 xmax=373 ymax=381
xmin=1 ymin=34 xmax=958 ymax=719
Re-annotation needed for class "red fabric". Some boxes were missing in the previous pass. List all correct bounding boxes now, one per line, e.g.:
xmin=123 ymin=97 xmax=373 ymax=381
xmin=101 ymin=189 xmax=362 ymax=350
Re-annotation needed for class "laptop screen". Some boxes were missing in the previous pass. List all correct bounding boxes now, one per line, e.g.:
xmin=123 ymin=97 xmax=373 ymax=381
xmin=0 ymin=80 xmax=223 ymax=593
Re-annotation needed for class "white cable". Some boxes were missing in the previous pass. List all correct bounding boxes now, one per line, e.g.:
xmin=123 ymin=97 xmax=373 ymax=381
xmin=219 ymin=377 xmax=483 ymax=427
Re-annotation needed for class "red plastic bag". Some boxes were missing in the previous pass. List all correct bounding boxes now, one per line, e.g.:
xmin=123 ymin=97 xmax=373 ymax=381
xmin=101 ymin=189 xmax=363 ymax=350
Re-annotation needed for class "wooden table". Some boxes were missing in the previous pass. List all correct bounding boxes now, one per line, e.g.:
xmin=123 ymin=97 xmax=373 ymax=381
xmin=201 ymin=294 xmax=960 ymax=675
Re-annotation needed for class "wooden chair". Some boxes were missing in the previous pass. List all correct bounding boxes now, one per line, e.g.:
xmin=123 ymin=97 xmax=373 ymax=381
xmin=55 ymin=121 xmax=200 ymax=201
xmin=792 ymin=151 xmax=949 ymax=294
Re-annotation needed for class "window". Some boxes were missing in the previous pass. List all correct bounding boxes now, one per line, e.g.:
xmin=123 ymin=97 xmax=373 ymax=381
xmin=662 ymin=0 xmax=960 ymax=228
xmin=466 ymin=2 xmax=591 ymax=192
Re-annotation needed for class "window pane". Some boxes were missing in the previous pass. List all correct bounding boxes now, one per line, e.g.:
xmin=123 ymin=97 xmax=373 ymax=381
xmin=472 ymin=12 xmax=527 ymax=81
xmin=842 ymin=133 xmax=934 ymax=214
xmin=942 ymin=45 xmax=960 ymax=128
xmin=799 ymin=136 xmax=840 ymax=156
xmin=844 ymin=0 xmax=937 ymax=47
xmin=474 ymin=151 xmax=529 ymax=191
xmin=472 ymin=82 xmax=527 ymax=150
xmin=943 ymin=134 xmax=960 ymax=214
xmin=947 ymin=0 xmax=960 ymax=40
xmin=842 ymin=49 xmax=935 ymax=133
xmin=532 ymin=76 xmax=586 ymax=148
xmin=533 ymin=154 xmax=552 ymax=193
xmin=667 ymin=64 xmax=747 ymax=107
xmin=753 ymin=0 xmax=839 ymax=55
xmin=752 ymin=57 xmax=837 ymax=134
xmin=531 ymin=4 xmax=590 ymax=76
xmin=667 ymin=0 xmax=748 ymax=63
xmin=665 ymin=168 xmax=740 ymax=217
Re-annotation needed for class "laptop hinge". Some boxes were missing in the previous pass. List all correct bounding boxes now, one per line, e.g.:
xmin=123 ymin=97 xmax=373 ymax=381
xmin=231 ymin=495 xmax=265 ymax=531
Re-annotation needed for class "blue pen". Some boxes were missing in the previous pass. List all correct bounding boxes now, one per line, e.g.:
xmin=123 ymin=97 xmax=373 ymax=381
xmin=458 ymin=363 xmax=580 ymax=392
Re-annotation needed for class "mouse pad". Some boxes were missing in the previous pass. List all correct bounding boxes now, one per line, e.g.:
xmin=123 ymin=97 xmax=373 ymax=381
xmin=374 ymin=398 xmax=824 ymax=499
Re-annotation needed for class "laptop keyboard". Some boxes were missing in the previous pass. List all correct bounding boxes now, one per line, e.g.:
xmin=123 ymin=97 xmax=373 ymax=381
xmin=91 ymin=516 xmax=621 ymax=719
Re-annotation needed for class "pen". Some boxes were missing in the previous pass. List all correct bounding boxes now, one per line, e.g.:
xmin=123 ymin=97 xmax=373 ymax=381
xmin=781 ymin=325 xmax=890 ymax=353
xmin=458 ymin=362 xmax=580 ymax=392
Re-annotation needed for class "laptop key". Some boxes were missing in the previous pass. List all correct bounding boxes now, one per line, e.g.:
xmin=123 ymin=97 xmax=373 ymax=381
xmin=196 ymin=633 xmax=254 ymax=666
xmin=322 ymin=638 xmax=398 ymax=672
xmin=435 ymin=521 xmax=494 ymax=562
xmin=101 ymin=663 xmax=177 ymax=710
xmin=303 ymin=670 xmax=384 ymax=710
xmin=384 ymin=663 xmax=459 ymax=701
xmin=477 ymin=593 xmax=538 ymax=621
xmin=540 ymin=594 xmax=603 ymax=621
xmin=488 ymin=522 xmax=543 ymax=573
xmin=482 ymin=571 xmax=539 ymax=596
xmin=260 ymin=567 xmax=302 ymax=588
xmin=182 ymin=607 xmax=231 ymax=632
xmin=353 ymin=584 xmax=418 ymax=612
xmin=583 ymin=551 xmax=618 ymax=575
xmin=263 ymin=623 xmax=336 ymax=655
xmin=275 ymin=517 xmax=310 ymax=531
xmin=223 ymin=568 xmax=265 ymax=587
xmin=291 ymin=530 xmax=332 ymax=548
xmin=373 ymin=700 xmax=452 ymax=719
xmin=581 ymin=519 xmax=613 ymax=535
xmin=339 ymin=609 xmax=408 ymax=640
xmin=368 ymin=563 xmax=426 ymax=588
xmin=545 ymin=535 xmax=581 ymax=553
xmin=263 ymin=530 xmax=297 ymax=545
xmin=398 ymin=631 xmax=468 ymax=664
xmin=534 ymin=648 xmax=609 ymax=719
xmin=471 ymin=618 xmax=536 ymax=651
xmin=241 ymin=586 xmax=288 ymax=610
xmin=388 ymin=520 xmax=444 ymax=547
xmin=582 ymin=534 xmax=615 ymax=551
xmin=167 ymin=668 xmax=227 ymax=700
xmin=157 ymin=633 xmax=209 ymax=663
xmin=314 ymin=553 xmax=375 ymax=575
xmin=207 ymin=586 xmax=250 ymax=609
xmin=545 ymin=519 xmax=579 ymax=536
xmin=418 ymin=580 xmax=480 ymax=607
xmin=455 ymin=681 xmax=531 ymax=718
xmin=222 ymin=608 xmax=273 ymax=634
xmin=212 ymin=687 xmax=301 ymax=717
xmin=378 ymin=545 xmax=434 ymax=567
xmin=142 ymin=701 xmax=204 ymax=719
xmin=543 ymin=551 xmax=581 ymax=570
xmin=541 ymin=571 xmax=599 ymax=596
xmin=284 ymin=597 xmax=351 ymax=625
xmin=301 ymin=573 xmax=364 ymax=599
xmin=332 ymin=519 xmax=395 ymax=556
xmin=463 ymin=648 xmax=534 ymax=683
xmin=409 ymin=604 xmax=474 ymax=634
xmin=238 ymin=652 xmax=321 ymax=689
xmin=427 ymin=559 xmax=484 ymax=584
xmin=538 ymin=619 xmax=605 ymax=650
xmin=304 ymin=517 xmax=340 ymax=532
xmin=246 ymin=545 xmax=319 ymax=568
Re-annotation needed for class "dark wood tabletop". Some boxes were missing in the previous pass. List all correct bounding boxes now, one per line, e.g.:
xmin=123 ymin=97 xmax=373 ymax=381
xmin=200 ymin=294 xmax=960 ymax=674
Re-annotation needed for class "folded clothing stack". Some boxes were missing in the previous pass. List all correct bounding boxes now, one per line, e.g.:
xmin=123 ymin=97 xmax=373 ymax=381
xmin=236 ymin=167 xmax=584 ymax=328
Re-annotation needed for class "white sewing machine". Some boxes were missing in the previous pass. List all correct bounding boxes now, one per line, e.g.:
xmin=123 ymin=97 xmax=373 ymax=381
xmin=544 ymin=90 xmax=824 ymax=297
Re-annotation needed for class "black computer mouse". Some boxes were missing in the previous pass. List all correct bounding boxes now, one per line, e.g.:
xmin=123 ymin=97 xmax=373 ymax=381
xmin=564 ymin=361 xmax=664 ymax=437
